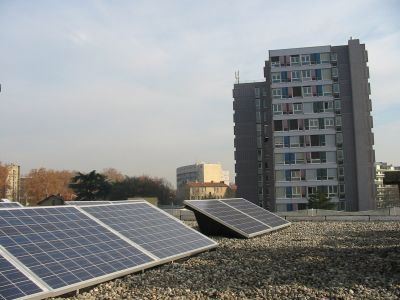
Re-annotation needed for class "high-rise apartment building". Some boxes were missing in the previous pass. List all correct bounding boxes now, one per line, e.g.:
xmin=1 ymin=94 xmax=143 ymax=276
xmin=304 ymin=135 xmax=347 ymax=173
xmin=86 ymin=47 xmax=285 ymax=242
xmin=233 ymin=39 xmax=375 ymax=212
xmin=375 ymin=162 xmax=400 ymax=208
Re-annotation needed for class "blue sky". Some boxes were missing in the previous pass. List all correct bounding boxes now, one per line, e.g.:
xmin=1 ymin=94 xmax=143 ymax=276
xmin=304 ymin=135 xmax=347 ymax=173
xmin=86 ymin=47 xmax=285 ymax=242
xmin=0 ymin=0 xmax=399 ymax=186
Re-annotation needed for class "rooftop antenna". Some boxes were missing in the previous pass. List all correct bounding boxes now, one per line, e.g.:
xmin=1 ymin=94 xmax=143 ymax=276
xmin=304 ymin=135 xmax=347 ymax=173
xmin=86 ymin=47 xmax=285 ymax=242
xmin=235 ymin=70 xmax=240 ymax=84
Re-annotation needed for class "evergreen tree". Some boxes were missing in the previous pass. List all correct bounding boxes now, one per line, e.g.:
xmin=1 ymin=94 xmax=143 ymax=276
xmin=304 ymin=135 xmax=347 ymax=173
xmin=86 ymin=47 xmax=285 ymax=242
xmin=69 ymin=170 xmax=111 ymax=201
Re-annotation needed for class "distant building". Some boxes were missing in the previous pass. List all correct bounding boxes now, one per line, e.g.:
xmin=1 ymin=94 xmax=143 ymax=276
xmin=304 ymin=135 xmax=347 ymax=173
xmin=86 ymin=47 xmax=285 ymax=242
xmin=375 ymin=162 xmax=400 ymax=208
xmin=233 ymin=38 xmax=375 ymax=212
xmin=176 ymin=163 xmax=230 ymax=188
xmin=177 ymin=182 xmax=230 ymax=200
xmin=5 ymin=164 xmax=20 ymax=202
xmin=37 ymin=195 xmax=65 ymax=206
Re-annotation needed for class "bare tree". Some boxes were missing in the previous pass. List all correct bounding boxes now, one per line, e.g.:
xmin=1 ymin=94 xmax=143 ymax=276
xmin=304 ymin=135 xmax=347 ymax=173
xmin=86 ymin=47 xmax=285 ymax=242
xmin=102 ymin=168 xmax=125 ymax=183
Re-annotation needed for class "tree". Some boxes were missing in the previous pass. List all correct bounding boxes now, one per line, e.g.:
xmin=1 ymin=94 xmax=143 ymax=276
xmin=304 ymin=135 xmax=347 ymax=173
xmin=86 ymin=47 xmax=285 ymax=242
xmin=23 ymin=168 xmax=75 ymax=205
xmin=69 ymin=170 xmax=111 ymax=201
xmin=108 ymin=175 xmax=175 ymax=205
xmin=307 ymin=191 xmax=336 ymax=210
xmin=0 ymin=162 xmax=10 ymax=199
xmin=102 ymin=168 xmax=125 ymax=183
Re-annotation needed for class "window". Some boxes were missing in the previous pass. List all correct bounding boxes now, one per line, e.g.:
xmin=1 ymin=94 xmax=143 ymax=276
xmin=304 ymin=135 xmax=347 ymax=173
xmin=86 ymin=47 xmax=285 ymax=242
xmin=301 ymin=54 xmax=311 ymax=65
xmin=302 ymin=70 xmax=312 ymax=80
xmin=308 ymin=186 xmax=317 ymax=196
xmin=336 ymin=133 xmax=343 ymax=145
xmin=337 ymin=150 xmax=344 ymax=163
xmin=255 ymin=99 xmax=260 ymax=109
xmin=273 ymin=104 xmax=283 ymax=115
xmin=257 ymin=149 xmax=262 ymax=161
xmin=271 ymin=56 xmax=280 ymax=67
xmin=292 ymin=70 xmax=301 ymax=81
xmin=322 ymin=68 xmax=332 ymax=80
xmin=290 ymin=136 xmax=300 ymax=147
xmin=339 ymin=184 xmax=345 ymax=194
xmin=302 ymin=86 xmax=312 ymax=97
xmin=336 ymin=116 xmax=342 ymax=131
xmin=255 ymin=87 xmax=260 ymax=98
xmin=310 ymin=152 xmax=321 ymax=163
xmin=274 ymin=136 xmax=284 ymax=148
xmin=324 ymin=101 xmax=334 ymax=112
xmin=328 ymin=185 xmax=338 ymax=196
xmin=309 ymin=118 xmax=319 ymax=130
xmin=256 ymin=111 xmax=261 ymax=123
xmin=272 ymin=72 xmax=281 ymax=83
xmin=332 ymin=67 xmax=338 ymax=78
xmin=293 ymin=86 xmax=302 ymax=97
xmin=327 ymin=169 xmax=337 ymax=180
xmin=291 ymin=170 xmax=301 ymax=181
xmin=324 ymin=118 xmax=334 ymax=129
xmin=276 ymin=170 xmax=285 ymax=181
xmin=338 ymin=167 xmax=345 ymax=178
xmin=289 ymin=119 xmax=299 ymax=131
xmin=272 ymin=88 xmax=282 ymax=99
xmin=323 ymin=84 xmax=332 ymax=96
xmin=317 ymin=169 xmax=328 ymax=180
xmin=274 ymin=120 xmax=283 ymax=131
xmin=290 ymin=55 xmax=300 ymax=65
xmin=331 ymin=53 xmax=337 ymax=62
xmin=275 ymin=153 xmax=284 ymax=165
xmin=293 ymin=103 xmax=302 ymax=114
xmin=320 ymin=53 xmax=330 ymax=64
xmin=333 ymin=83 xmax=340 ymax=94
xmin=296 ymin=152 xmax=305 ymax=164
xmin=292 ymin=186 xmax=302 ymax=198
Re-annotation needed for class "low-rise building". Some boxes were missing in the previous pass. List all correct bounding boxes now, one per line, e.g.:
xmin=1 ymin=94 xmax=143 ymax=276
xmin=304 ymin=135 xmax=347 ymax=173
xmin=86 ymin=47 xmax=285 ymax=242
xmin=177 ymin=182 xmax=230 ymax=200
xmin=176 ymin=162 xmax=230 ymax=188
xmin=375 ymin=162 xmax=400 ymax=208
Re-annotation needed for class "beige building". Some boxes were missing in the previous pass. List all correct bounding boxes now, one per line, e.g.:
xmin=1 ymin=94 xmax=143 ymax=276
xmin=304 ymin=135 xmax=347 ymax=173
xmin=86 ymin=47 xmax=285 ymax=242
xmin=6 ymin=164 xmax=20 ymax=201
xmin=178 ymin=182 xmax=230 ymax=200
xmin=176 ymin=162 xmax=230 ymax=188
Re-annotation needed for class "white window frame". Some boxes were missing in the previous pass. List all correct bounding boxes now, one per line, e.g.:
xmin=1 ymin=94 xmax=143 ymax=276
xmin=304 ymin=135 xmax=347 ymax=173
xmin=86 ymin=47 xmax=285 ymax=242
xmin=309 ymin=119 xmax=319 ymax=130
xmin=272 ymin=72 xmax=281 ymax=83
xmin=290 ymin=55 xmax=300 ymax=65
xmin=302 ymin=86 xmax=312 ymax=97
xmin=301 ymin=54 xmax=311 ymax=65
xmin=295 ymin=152 xmax=305 ymax=164
xmin=273 ymin=103 xmax=283 ymax=115
xmin=324 ymin=118 xmax=334 ymax=129
xmin=272 ymin=88 xmax=282 ymax=99
xmin=302 ymin=69 xmax=312 ymax=81
xmin=293 ymin=103 xmax=302 ymax=114
xmin=290 ymin=136 xmax=300 ymax=148
xmin=274 ymin=136 xmax=284 ymax=148
xmin=291 ymin=170 xmax=301 ymax=181
xmin=292 ymin=186 xmax=302 ymax=198
xmin=291 ymin=70 xmax=301 ymax=82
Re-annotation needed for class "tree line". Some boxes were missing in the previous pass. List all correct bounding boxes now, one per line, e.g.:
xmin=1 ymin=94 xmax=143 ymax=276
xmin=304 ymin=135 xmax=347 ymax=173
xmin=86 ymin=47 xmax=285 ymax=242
xmin=0 ymin=162 xmax=175 ymax=206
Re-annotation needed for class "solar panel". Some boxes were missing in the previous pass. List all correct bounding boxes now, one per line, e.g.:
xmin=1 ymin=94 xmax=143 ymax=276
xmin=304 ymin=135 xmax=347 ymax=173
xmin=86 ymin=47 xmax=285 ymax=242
xmin=81 ymin=202 xmax=217 ymax=260
xmin=0 ymin=206 xmax=155 ymax=292
xmin=221 ymin=198 xmax=289 ymax=228
xmin=184 ymin=198 xmax=290 ymax=238
xmin=0 ymin=202 xmax=22 ymax=208
xmin=65 ymin=200 xmax=144 ymax=206
xmin=0 ymin=252 xmax=44 ymax=300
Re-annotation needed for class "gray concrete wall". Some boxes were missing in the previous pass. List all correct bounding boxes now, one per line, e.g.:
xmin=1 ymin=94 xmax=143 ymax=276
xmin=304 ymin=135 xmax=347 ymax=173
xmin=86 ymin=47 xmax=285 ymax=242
xmin=347 ymin=39 xmax=376 ymax=210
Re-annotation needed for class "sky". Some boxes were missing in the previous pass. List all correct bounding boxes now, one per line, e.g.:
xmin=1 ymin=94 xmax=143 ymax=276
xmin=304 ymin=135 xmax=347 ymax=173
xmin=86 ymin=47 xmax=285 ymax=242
xmin=0 ymin=0 xmax=399 ymax=186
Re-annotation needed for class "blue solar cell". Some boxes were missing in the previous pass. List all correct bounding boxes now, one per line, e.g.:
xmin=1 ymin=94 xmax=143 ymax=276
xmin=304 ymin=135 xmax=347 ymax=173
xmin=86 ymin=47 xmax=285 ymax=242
xmin=82 ymin=203 xmax=217 ymax=259
xmin=0 ymin=202 xmax=22 ymax=208
xmin=221 ymin=199 xmax=289 ymax=228
xmin=185 ymin=200 xmax=268 ymax=235
xmin=0 ymin=253 xmax=43 ymax=300
xmin=0 ymin=206 xmax=155 ymax=290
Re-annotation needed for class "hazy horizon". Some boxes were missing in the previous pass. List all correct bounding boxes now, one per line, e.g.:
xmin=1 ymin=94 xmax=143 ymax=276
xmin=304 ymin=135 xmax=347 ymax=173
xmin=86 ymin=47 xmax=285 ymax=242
xmin=1 ymin=0 xmax=399 ymax=186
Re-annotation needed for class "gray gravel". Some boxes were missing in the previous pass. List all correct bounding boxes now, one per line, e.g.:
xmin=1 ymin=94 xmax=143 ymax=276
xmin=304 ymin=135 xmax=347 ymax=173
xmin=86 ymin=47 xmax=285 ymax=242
xmin=57 ymin=222 xmax=400 ymax=299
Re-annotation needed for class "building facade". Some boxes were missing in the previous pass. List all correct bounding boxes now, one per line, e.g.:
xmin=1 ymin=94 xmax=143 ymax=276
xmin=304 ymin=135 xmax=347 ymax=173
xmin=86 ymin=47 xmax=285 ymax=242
xmin=233 ymin=39 xmax=375 ymax=212
xmin=375 ymin=162 xmax=400 ymax=208
xmin=5 ymin=164 xmax=20 ymax=202
xmin=177 ymin=182 xmax=230 ymax=200
xmin=176 ymin=163 xmax=229 ymax=188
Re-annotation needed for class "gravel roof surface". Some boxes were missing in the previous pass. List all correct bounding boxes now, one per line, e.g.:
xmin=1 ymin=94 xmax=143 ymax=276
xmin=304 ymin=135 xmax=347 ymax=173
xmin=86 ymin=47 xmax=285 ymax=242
xmin=57 ymin=222 xmax=400 ymax=300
